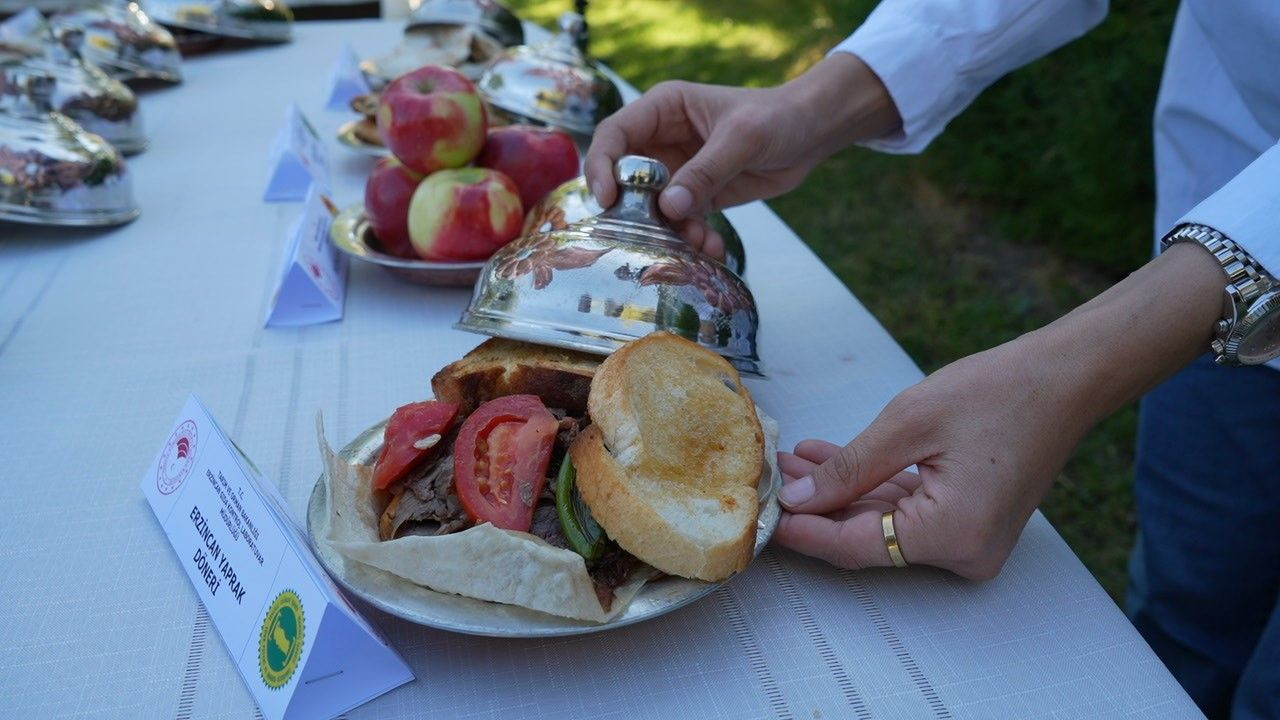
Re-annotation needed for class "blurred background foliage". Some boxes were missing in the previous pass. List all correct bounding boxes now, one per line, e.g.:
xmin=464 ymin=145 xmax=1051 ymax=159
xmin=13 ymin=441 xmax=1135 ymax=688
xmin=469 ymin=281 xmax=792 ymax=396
xmin=508 ymin=0 xmax=1179 ymax=601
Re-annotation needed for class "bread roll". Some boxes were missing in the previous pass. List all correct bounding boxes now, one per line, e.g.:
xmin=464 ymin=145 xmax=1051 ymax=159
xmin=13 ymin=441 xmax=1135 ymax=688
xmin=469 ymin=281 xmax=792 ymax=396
xmin=571 ymin=332 xmax=763 ymax=581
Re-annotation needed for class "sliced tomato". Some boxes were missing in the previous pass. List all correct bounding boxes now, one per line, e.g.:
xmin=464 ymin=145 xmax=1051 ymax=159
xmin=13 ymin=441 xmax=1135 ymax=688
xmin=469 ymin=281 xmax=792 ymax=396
xmin=454 ymin=394 xmax=558 ymax=533
xmin=372 ymin=400 xmax=459 ymax=491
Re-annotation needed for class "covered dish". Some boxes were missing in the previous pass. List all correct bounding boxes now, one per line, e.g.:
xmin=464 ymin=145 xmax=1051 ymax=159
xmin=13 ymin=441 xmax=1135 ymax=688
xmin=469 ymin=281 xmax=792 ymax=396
xmin=359 ymin=23 xmax=503 ymax=88
xmin=145 ymin=0 xmax=294 ymax=43
xmin=406 ymin=0 xmax=523 ymax=48
xmin=47 ymin=2 xmax=183 ymax=84
xmin=2 ymin=55 xmax=146 ymax=154
xmin=0 ymin=108 xmax=138 ymax=226
xmin=524 ymin=175 xmax=748 ymax=277
xmin=458 ymin=156 xmax=762 ymax=376
xmin=476 ymin=11 xmax=622 ymax=140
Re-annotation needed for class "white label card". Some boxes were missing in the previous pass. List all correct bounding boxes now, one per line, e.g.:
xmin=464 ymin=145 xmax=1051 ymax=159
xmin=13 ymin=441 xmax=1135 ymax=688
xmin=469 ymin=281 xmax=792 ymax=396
xmin=325 ymin=43 xmax=373 ymax=110
xmin=264 ymin=103 xmax=331 ymax=202
xmin=141 ymin=395 xmax=413 ymax=720
xmin=266 ymin=187 xmax=348 ymax=327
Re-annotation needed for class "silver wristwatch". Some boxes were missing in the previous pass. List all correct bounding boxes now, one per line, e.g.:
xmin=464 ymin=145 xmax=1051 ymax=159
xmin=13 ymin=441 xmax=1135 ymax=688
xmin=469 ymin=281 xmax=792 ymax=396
xmin=1161 ymin=223 xmax=1280 ymax=365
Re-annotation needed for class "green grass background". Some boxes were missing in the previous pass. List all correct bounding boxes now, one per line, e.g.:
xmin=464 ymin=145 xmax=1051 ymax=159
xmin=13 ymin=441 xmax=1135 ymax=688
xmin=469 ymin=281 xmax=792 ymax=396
xmin=507 ymin=0 xmax=1178 ymax=601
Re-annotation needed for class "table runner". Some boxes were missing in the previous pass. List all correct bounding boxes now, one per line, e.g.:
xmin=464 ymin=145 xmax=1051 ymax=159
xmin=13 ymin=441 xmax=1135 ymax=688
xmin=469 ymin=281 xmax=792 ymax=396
xmin=0 ymin=20 xmax=1200 ymax=719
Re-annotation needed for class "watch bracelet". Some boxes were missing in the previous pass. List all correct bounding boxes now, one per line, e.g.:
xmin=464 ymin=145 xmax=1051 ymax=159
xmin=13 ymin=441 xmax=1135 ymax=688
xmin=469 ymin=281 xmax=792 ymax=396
xmin=1161 ymin=223 xmax=1276 ymax=364
xmin=1161 ymin=224 xmax=1273 ymax=305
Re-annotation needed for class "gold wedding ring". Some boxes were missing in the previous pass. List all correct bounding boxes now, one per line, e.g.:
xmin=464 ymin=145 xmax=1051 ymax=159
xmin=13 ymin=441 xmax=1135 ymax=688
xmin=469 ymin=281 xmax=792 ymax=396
xmin=881 ymin=510 xmax=909 ymax=568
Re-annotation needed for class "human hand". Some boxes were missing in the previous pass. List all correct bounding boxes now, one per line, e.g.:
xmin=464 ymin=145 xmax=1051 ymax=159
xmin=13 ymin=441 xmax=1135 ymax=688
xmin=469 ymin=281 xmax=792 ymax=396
xmin=772 ymin=243 xmax=1228 ymax=579
xmin=585 ymin=53 xmax=901 ymax=228
xmin=775 ymin=339 xmax=1089 ymax=580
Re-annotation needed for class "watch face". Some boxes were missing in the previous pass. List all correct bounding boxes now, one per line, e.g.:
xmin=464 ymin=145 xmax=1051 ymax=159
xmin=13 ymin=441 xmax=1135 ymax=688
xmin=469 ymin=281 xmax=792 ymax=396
xmin=1237 ymin=292 xmax=1280 ymax=364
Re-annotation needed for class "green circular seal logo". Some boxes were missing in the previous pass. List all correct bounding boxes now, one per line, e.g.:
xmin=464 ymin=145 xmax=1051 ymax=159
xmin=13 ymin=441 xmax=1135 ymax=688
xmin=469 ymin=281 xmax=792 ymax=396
xmin=258 ymin=590 xmax=305 ymax=689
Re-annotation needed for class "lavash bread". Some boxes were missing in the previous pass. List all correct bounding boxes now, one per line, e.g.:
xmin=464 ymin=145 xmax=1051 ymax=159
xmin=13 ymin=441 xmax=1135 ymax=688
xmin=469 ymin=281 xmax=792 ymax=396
xmin=571 ymin=332 xmax=764 ymax=581
xmin=318 ymin=416 xmax=653 ymax=624
xmin=431 ymin=338 xmax=600 ymax=415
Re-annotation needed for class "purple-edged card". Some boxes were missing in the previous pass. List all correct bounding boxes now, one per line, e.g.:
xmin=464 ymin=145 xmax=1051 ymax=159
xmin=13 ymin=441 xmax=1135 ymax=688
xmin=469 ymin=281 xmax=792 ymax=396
xmin=142 ymin=395 xmax=413 ymax=720
xmin=266 ymin=187 xmax=347 ymax=327
xmin=264 ymin=103 xmax=331 ymax=202
xmin=325 ymin=43 xmax=373 ymax=110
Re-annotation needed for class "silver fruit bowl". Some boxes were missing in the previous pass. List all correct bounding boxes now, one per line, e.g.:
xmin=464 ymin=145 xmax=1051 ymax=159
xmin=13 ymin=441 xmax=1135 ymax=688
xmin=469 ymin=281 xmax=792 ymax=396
xmin=458 ymin=156 xmax=762 ymax=376
xmin=476 ymin=11 xmax=622 ymax=140
xmin=2 ymin=56 xmax=146 ymax=155
xmin=329 ymin=203 xmax=486 ymax=287
xmin=524 ymin=175 xmax=747 ymax=277
xmin=0 ymin=109 xmax=139 ymax=226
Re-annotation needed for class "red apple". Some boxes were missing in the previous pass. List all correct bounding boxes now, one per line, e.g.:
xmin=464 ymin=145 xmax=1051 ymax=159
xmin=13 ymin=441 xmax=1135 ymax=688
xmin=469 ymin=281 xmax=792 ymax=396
xmin=475 ymin=125 xmax=580 ymax=209
xmin=364 ymin=156 xmax=423 ymax=258
xmin=408 ymin=168 xmax=524 ymax=262
xmin=377 ymin=65 xmax=487 ymax=176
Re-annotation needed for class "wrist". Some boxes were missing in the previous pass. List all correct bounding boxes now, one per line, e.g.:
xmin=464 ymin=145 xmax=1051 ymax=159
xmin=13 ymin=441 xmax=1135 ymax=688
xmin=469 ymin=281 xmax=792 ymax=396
xmin=783 ymin=52 xmax=901 ymax=159
xmin=1027 ymin=242 xmax=1226 ymax=428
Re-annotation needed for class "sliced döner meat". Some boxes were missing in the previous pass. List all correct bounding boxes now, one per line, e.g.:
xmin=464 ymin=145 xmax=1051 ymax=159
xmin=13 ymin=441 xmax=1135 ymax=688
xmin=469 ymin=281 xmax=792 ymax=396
xmin=379 ymin=431 xmax=470 ymax=540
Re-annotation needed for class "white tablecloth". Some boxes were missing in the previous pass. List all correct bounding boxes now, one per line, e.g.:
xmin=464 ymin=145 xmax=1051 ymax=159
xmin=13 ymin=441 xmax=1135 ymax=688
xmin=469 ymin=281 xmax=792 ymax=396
xmin=0 ymin=20 xmax=1201 ymax=720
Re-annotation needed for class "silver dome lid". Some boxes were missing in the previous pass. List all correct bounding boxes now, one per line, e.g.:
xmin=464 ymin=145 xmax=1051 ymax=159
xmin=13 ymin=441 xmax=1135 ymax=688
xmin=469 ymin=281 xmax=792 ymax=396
xmin=0 ymin=108 xmax=139 ymax=226
xmin=406 ymin=0 xmax=523 ymax=47
xmin=458 ymin=156 xmax=762 ymax=376
xmin=476 ymin=11 xmax=622 ymax=137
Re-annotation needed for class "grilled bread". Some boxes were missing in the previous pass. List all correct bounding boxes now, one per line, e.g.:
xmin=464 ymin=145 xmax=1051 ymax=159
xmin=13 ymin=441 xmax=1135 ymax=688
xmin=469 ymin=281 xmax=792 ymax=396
xmin=431 ymin=337 xmax=600 ymax=415
xmin=570 ymin=332 xmax=764 ymax=581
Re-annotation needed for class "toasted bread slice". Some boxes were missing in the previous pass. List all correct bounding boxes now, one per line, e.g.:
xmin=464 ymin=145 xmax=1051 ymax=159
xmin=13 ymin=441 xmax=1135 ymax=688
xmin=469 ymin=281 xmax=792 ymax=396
xmin=431 ymin=338 xmax=600 ymax=415
xmin=571 ymin=332 xmax=763 ymax=581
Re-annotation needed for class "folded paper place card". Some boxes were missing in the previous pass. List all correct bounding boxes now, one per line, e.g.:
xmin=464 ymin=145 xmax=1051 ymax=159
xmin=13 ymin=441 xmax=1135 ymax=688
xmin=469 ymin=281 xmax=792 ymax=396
xmin=141 ymin=395 xmax=413 ymax=720
xmin=264 ymin=103 xmax=331 ymax=202
xmin=266 ymin=187 xmax=348 ymax=327
xmin=325 ymin=43 xmax=372 ymax=110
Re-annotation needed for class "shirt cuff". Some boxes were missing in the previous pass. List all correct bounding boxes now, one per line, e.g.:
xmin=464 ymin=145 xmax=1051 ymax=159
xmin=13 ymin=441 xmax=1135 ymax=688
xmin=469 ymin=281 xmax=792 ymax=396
xmin=1175 ymin=141 xmax=1280 ymax=279
xmin=830 ymin=18 xmax=955 ymax=155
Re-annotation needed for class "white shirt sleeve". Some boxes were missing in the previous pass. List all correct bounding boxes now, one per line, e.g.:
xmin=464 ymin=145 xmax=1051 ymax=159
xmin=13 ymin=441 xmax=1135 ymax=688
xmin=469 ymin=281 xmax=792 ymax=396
xmin=1176 ymin=141 xmax=1280 ymax=278
xmin=831 ymin=0 xmax=1109 ymax=154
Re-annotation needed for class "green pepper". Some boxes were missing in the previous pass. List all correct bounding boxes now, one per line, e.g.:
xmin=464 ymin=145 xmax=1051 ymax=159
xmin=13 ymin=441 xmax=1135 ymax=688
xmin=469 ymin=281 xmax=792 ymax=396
xmin=556 ymin=453 xmax=607 ymax=561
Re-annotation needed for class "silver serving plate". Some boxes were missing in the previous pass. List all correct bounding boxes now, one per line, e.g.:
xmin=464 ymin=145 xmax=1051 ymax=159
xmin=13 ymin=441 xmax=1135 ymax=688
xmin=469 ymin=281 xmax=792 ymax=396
xmin=335 ymin=119 xmax=386 ymax=157
xmin=0 ymin=109 xmax=138 ymax=226
xmin=476 ymin=12 xmax=622 ymax=139
xmin=459 ymin=156 xmax=764 ymax=376
xmin=305 ymin=416 xmax=781 ymax=637
xmin=3 ymin=56 xmax=146 ymax=154
xmin=48 ymin=2 xmax=183 ymax=84
xmin=146 ymin=0 xmax=294 ymax=43
xmin=406 ymin=0 xmax=523 ymax=48
xmin=330 ymin=203 xmax=485 ymax=287
xmin=525 ymin=175 xmax=747 ymax=277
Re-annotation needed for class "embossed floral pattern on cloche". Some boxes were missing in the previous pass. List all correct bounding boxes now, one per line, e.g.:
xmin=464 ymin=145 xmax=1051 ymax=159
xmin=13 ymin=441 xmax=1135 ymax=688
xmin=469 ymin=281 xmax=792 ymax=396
xmin=633 ymin=255 xmax=753 ymax=315
xmin=523 ymin=204 xmax=569 ymax=235
xmin=496 ymin=234 xmax=610 ymax=290
xmin=0 ymin=146 xmax=96 ymax=192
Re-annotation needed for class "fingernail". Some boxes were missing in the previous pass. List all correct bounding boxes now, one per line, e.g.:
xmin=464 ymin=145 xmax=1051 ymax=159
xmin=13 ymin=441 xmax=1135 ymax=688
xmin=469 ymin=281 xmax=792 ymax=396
xmin=661 ymin=185 xmax=694 ymax=219
xmin=590 ymin=180 xmax=606 ymax=203
xmin=779 ymin=476 xmax=814 ymax=507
